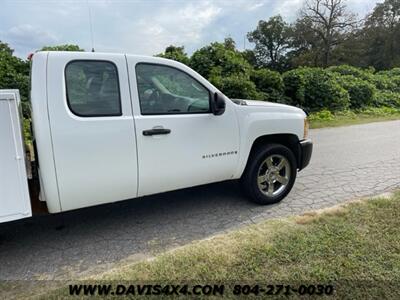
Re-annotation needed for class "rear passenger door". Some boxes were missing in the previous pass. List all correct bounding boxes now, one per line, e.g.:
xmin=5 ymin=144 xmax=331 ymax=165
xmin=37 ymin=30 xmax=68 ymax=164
xmin=47 ymin=53 xmax=138 ymax=211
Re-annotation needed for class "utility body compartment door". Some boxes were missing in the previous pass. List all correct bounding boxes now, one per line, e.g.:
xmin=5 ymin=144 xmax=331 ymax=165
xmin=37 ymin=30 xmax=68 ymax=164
xmin=46 ymin=52 xmax=138 ymax=211
xmin=0 ymin=90 xmax=32 ymax=223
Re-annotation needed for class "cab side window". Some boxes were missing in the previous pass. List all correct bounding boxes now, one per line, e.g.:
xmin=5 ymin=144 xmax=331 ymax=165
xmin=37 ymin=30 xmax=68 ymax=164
xmin=135 ymin=63 xmax=210 ymax=115
xmin=65 ymin=60 xmax=122 ymax=117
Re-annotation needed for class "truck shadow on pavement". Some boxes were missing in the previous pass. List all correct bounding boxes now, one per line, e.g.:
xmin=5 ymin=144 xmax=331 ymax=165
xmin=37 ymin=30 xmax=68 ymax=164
xmin=0 ymin=180 xmax=276 ymax=279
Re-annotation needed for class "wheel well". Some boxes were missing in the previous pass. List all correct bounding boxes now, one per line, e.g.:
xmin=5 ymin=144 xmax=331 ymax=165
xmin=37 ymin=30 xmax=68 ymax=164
xmin=247 ymin=134 xmax=301 ymax=168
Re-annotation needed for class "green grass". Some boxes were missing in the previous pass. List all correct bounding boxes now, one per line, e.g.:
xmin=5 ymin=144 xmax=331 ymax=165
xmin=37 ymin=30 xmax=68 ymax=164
xmin=309 ymin=107 xmax=400 ymax=129
xmin=39 ymin=191 xmax=400 ymax=299
xmin=310 ymin=114 xmax=400 ymax=128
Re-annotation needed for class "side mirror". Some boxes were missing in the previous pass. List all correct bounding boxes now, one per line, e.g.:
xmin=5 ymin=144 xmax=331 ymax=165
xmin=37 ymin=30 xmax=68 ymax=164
xmin=211 ymin=92 xmax=226 ymax=116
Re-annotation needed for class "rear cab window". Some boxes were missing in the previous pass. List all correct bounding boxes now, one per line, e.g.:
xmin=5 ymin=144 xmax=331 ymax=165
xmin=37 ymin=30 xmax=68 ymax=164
xmin=65 ymin=60 xmax=122 ymax=117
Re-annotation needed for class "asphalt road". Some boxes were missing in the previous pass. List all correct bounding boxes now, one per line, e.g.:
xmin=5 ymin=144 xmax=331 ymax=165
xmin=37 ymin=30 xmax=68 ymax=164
xmin=0 ymin=120 xmax=399 ymax=280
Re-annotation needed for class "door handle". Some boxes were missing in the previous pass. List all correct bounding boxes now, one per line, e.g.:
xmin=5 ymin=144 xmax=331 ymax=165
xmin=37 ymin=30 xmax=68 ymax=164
xmin=142 ymin=128 xmax=171 ymax=136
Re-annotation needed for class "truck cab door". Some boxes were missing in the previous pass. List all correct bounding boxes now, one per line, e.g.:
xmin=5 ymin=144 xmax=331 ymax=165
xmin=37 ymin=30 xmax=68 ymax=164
xmin=126 ymin=57 xmax=240 ymax=196
xmin=46 ymin=53 xmax=138 ymax=211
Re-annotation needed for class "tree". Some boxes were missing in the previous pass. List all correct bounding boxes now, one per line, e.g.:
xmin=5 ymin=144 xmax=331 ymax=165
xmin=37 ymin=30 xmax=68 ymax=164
xmin=223 ymin=37 xmax=236 ymax=51
xmin=190 ymin=41 xmax=252 ymax=79
xmin=241 ymin=49 xmax=258 ymax=68
xmin=366 ymin=0 xmax=400 ymax=29
xmin=300 ymin=0 xmax=358 ymax=67
xmin=0 ymin=42 xmax=14 ymax=56
xmin=361 ymin=0 xmax=400 ymax=69
xmin=40 ymin=44 xmax=84 ymax=51
xmin=247 ymin=15 xmax=290 ymax=71
xmin=156 ymin=45 xmax=190 ymax=65
xmin=0 ymin=41 xmax=30 ymax=117
xmin=286 ymin=17 xmax=322 ymax=67
xmin=190 ymin=41 xmax=261 ymax=99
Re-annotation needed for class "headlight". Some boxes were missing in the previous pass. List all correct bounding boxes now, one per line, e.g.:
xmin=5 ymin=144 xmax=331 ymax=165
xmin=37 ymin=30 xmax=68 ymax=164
xmin=303 ymin=117 xmax=309 ymax=139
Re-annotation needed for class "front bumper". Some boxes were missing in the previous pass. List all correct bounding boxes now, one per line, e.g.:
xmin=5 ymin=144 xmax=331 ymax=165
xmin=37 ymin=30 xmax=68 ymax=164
xmin=298 ymin=139 xmax=313 ymax=170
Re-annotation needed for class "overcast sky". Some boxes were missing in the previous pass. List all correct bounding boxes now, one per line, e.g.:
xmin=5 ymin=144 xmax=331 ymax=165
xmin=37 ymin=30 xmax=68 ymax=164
xmin=0 ymin=0 xmax=378 ymax=58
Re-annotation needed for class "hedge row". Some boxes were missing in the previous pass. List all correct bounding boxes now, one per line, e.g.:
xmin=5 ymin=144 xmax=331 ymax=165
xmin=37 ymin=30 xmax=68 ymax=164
xmin=226 ymin=65 xmax=400 ymax=113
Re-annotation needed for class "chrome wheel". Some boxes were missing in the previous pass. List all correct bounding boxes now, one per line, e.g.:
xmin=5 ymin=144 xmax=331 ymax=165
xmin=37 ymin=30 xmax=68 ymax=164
xmin=257 ymin=154 xmax=291 ymax=197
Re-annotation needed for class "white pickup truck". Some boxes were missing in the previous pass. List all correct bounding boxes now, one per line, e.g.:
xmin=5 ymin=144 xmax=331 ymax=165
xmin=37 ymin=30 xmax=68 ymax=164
xmin=0 ymin=51 xmax=312 ymax=223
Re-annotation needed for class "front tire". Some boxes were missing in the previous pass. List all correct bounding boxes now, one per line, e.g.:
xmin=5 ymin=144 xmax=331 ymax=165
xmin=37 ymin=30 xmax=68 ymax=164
xmin=241 ymin=144 xmax=297 ymax=205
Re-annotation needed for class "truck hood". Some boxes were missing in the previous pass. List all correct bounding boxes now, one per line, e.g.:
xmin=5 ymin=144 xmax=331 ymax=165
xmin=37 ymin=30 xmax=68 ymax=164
xmin=232 ymin=99 xmax=305 ymax=114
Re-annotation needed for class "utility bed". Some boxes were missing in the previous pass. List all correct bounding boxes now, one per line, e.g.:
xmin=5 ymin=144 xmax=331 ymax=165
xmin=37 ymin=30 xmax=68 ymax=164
xmin=0 ymin=90 xmax=32 ymax=223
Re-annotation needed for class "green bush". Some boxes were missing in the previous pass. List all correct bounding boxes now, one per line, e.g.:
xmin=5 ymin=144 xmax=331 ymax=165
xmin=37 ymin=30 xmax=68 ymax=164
xmin=23 ymin=118 xmax=32 ymax=144
xmin=324 ymin=66 xmax=400 ymax=110
xmin=334 ymin=110 xmax=357 ymax=118
xmin=376 ymin=68 xmax=400 ymax=77
xmin=283 ymin=66 xmax=400 ymax=112
xmin=360 ymin=106 xmax=400 ymax=116
xmin=282 ymin=69 xmax=306 ymax=106
xmin=371 ymin=74 xmax=400 ymax=93
xmin=308 ymin=110 xmax=334 ymax=122
xmin=283 ymin=68 xmax=350 ymax=112
xmin=392 ymin=77 xmax=400 ymax=93
xmin=190 ymin=42 xmax=252 ymax=79
xmin=327 ymin=65 xmax=373 ymax=81
xmin=210 ymin=74 xmax=261 ymax=100
xmin=335 ymin=75 xmax=376 ymax=109
xmin=250 ymin=69 xmax=283 ymax=102
xmin=0 ymin=72 xmax=30 ymax=117
xmin=303 ymin=69 xmax=350 ymax=112
xmin=372 ymin=91 xmax=400 ymax=108
xmin=371 ymin=74 xmax=397 ymax=91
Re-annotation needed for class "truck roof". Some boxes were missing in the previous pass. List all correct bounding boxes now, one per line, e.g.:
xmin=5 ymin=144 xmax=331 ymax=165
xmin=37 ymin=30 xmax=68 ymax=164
xmin=35 ymin=51 xmax=175 ymax=64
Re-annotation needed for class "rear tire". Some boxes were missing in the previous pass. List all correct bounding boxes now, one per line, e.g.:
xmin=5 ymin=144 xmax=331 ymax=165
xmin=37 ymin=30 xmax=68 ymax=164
xmin=241 ymin=143 xmax=297 ymax=205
